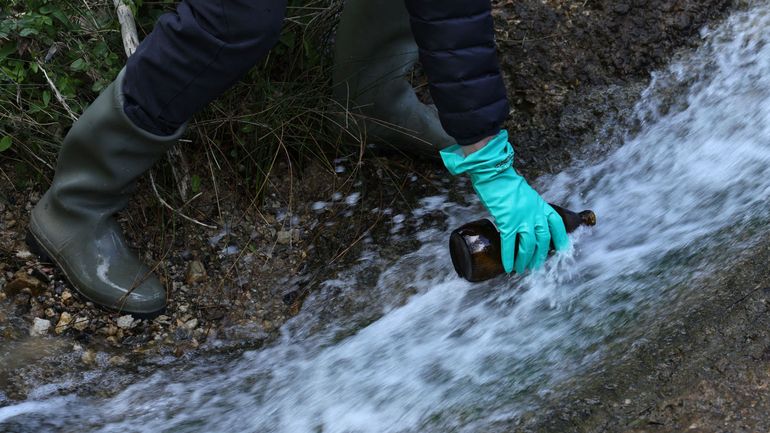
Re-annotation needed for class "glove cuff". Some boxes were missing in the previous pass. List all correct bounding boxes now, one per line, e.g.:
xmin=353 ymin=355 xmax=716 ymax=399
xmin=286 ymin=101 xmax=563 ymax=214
xmin=440 ymin=130 xmax=514 ymax=177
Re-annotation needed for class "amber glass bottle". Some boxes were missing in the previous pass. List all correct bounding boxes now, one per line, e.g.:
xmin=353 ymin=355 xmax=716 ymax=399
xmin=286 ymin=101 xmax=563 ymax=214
xmin=449 ymin=204 xmax=596 ymax=282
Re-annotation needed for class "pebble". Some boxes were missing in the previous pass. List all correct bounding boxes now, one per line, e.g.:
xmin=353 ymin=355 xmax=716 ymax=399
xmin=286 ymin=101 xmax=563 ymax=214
xmin=81 ymin=350 xmax=97 ymax=365
xmin=4 ymin=270 xmax=47 ymax=296
xmin=108 ymin=356 xmax=128 ymax=366
xmin=72 ymin=316 xmax=89 ymax=331
xmin=60 ymin=290 xmax=73 ymax=304
xmin=276 ymin=230 xmax=293 ymax=244
xmin=14 ymin=250 xmax=32 ymax=259
xmin=185 ymin=260 xmax=207 ymax=285
xmin=116 ymin=315 xmax=135 ymax=329
xmin=185 ymin=318 xmax=199 ymax=330
xmin=30 ymin=318 xmax=51 ymax=337
xmin=55 ymin=312 xmax=72 ymax=334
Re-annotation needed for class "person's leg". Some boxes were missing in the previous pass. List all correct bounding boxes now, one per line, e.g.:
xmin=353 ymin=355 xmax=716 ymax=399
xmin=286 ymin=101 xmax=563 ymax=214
xmin=124 ymin=0 xmax=287 ymax=135
xmin=29 ymin=0 xmax=287 ymax=317
xmin=403 ymin=0 xmax=510 ymax=146
xmin=332 ymin=0 xmax=453 ymax=157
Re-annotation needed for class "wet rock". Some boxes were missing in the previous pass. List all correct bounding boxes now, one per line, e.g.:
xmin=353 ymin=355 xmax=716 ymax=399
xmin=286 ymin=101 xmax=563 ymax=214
xmin=29 ymin=318 xmax=51 ymax=337
xmin=185 ymin=260 xmax=207 ymax=285
xmin=81 ymin=350 xmax=96 ymax=365
xmin=4 ymin=270 xmax=47 ymax=296
xmin=116 ymin=315 xmax=135 ymax=329
xmin=55 ymin=312 xmax=72 ymax=334
xmin=108 ymin=356 xmax=128 ymax=366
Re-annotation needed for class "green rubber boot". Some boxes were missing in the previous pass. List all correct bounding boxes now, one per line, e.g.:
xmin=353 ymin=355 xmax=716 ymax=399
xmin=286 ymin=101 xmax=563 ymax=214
xmin=332 ymin=0 xmax=453 ymax=157
xmin=28 ymin=70 xmax=185 ymax=318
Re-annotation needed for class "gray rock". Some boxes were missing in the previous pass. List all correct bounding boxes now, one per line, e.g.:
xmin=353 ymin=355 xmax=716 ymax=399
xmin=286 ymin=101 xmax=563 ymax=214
xmin=30 ymin=318 xmax=51 ymax=337
xmin=185 ymin=318 xmax=199 ymax=330
xmin=116 ymin=315 xmax=135 ymax=329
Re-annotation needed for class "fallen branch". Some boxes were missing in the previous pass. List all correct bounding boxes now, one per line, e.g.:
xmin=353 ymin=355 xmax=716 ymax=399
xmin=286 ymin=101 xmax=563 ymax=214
xmin=37 ymin=62 xmax=77 ymax=121
xmin=113 ymin=0 xmax=139 ymax=57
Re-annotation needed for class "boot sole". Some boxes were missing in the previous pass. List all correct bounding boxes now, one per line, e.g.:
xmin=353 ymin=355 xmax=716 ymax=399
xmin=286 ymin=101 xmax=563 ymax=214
xmin=25 ymin=229 xmax=165 ymax=320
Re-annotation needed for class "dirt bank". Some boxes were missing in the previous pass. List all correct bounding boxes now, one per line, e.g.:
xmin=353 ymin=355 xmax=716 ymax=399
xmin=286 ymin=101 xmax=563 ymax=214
xmin=495 ymin=0 xmax=733 ymax=175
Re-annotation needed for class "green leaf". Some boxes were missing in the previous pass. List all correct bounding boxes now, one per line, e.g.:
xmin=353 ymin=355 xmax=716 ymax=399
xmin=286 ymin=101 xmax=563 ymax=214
xmin=0 ymin=42 xmax=17 ymax=61
xmin=70 ymin=58 xmax=86 ymax=71
xmin=191 ymin=175 xmax=201 ymax=194
xmin=19 ymin=27 xmax=38 ymax=37
xmin=42 ymin=90 xmax=51 ymax=107
xmin=0 ymin=136 xmax=12 ymax=152
xmin=50 ymin=10 xmax=69 ymax=27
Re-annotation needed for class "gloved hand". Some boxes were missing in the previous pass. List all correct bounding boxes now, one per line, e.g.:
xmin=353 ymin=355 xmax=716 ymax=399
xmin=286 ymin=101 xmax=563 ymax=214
xmin=441 ymin=130 xmax=569 ymax=273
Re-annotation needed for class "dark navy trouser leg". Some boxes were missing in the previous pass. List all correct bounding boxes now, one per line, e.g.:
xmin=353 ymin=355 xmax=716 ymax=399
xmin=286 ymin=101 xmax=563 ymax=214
xmin=404 ymin=0 xmax=510 ymax=145
xmin=123 ymin=0 xmax=287 ymax=135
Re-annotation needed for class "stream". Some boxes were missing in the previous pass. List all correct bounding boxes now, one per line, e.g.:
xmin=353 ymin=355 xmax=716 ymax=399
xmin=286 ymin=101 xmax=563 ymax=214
xmin=4 ymin=3 xmax=770 ymax=432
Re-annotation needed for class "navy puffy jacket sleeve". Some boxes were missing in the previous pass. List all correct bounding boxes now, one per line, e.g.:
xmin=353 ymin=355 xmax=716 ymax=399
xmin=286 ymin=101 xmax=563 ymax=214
xmin=404 ymin=0 xmax=510 ymax=146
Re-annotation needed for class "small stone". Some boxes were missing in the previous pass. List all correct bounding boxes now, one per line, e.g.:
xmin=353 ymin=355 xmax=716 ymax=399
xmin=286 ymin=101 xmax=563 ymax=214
xmin=30 ymin=318 xmax=51 ymax=337
xmin=108 ymin=356 xmax=128 ymax=366
xmin=15 ymin=250 xmax=33 ymax=260
xmin=613 ymin=3 xmax=630 ymax=14
xmin=154 ymin=315 xmax=171 ymax=325
xmin=276 ymin=230 xmax=292 ymax=245
xmin=99 ymin=325 xmax=118 ymax=336
xmin=4 ymin=270 xmax=47 ymax=296
xmin=185 ymin=318 xmax=199 ymax=330
xmin=116 ymin=315 xmax=135 ymax=329
xmin=72 ymin=316 xmax=89 ymax=331
xmin=60 ymin=290 xmax=73 ymax=304
xmin=44 ymin=308 xmax=55 ymax=318
xmin=55 ymin=312 xmax=73 ymax=334
xmin=81 ymin=350 xmax=97 ymax=365
xmin=185 ymin=260 xmax=207 ymax=285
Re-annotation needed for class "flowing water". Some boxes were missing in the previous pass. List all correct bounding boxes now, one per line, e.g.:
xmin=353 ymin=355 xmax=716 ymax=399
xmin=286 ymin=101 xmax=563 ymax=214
xmin=5 ymin=4 xmax=770 ymax=432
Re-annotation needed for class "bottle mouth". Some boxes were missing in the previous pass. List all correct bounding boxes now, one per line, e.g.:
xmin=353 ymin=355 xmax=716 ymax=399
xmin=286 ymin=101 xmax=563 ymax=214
xmin=449 ymin=230 xmax=473 ymax=280
xmin=579 ymin=210 xmax=597 ymax=226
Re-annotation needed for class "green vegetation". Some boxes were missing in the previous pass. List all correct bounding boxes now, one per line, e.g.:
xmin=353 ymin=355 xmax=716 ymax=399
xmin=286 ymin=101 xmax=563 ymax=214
xmin=0 ymin=0 xmax=342 ymax=197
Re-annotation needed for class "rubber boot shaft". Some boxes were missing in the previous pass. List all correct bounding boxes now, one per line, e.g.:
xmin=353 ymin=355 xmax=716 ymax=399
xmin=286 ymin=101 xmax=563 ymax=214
xmin=29 ymin=70 xmax=185 ymax=317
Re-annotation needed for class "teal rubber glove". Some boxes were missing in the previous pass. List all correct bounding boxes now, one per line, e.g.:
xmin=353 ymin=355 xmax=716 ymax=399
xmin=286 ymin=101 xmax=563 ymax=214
xmin=441 ymin=130 xmax=569 ymax=273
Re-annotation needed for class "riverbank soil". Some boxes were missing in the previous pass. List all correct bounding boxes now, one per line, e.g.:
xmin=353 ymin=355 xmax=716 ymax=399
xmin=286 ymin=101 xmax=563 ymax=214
xmin=0 ymin=0 xmax=741 ymax=425
xmin=493 ymin=0 xmax=732 ymax=173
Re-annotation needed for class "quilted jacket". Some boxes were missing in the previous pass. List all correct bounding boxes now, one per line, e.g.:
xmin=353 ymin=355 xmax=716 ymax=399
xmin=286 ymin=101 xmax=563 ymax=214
xmin=405 ymin=0 xmax=510 ymax=145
